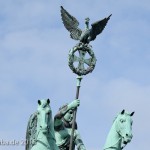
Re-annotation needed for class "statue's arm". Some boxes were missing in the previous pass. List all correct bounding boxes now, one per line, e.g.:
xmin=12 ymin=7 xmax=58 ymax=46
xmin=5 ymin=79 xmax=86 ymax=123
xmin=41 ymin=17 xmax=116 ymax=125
xmin=54 ymin=105 xmax=67 ymax=127
xmin=54 ymin=99 xmax=80 ymax=126
xmin=74 ymin=130 xmax=86 ymax=150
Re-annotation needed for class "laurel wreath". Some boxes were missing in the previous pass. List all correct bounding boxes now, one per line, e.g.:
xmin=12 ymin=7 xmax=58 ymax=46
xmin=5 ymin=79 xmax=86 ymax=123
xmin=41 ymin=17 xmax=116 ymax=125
xmin=68 ymin=44 xmax=97 ymax=76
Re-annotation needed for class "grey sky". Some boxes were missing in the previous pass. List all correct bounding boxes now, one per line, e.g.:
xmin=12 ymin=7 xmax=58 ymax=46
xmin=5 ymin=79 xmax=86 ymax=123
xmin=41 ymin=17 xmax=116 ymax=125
xmin=0 ymin=0 xmax=150 ymax=150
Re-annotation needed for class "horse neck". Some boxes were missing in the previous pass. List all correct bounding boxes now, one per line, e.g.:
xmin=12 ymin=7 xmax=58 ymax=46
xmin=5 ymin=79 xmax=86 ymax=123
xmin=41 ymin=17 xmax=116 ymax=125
xmin=36 ymin=121 xmax=58 ymax=150
xmin=103 ymin=121 xmax=122 ymax=150
xmin=36 ymin=127 xmax=50 ymax=147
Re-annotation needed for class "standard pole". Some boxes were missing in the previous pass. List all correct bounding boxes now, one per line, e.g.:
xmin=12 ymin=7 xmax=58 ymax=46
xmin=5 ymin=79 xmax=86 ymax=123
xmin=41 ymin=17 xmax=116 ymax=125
xmin=69 ymin=76 xmax=82 ymax=150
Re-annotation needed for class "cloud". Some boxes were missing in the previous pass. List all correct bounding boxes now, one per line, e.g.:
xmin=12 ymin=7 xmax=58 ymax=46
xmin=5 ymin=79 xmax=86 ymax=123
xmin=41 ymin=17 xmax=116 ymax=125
xmin=0 ymin=0 xmax=150 ymax=150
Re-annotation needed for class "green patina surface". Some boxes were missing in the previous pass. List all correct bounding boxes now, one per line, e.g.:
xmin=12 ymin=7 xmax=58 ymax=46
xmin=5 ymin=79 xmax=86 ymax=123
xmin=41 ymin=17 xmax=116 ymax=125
xmin=54 ymin=99 xmax=86 ymax=150
xmin=103 ymin=110 xmax=134 ymax=150
xmin=26 ymin=101 xmax=134 ymax=150
xmin=26 ymin=99 xmax=58 ymax=150
xmin=25 ymin=6 xmax=134 ymax=150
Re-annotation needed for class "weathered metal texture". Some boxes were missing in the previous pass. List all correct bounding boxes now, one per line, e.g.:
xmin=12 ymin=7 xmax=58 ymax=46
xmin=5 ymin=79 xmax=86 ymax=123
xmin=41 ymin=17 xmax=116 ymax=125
xmin=54 ymin=98 xmax=86 ymax=150
xmin=26 ymin=99 xmax=58 ymax=150
xmin=68 ymin=44 xmax=96 ymax=76
xmin=60 ymin=6 xmax=112 ymax=44
xmin=103 ymin=110 xmax=134 ymax=150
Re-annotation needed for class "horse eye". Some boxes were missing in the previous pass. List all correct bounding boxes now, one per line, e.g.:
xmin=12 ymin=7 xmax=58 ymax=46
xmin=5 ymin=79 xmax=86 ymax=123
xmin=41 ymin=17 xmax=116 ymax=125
xmin=69 ymin=111 xmax=73 ymax=114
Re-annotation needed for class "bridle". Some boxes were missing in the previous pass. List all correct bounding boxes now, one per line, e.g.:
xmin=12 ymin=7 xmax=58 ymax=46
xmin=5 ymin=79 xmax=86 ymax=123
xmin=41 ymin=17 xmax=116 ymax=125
xmin=104 ymin=119 xmax=128 ymax=150
xmin=116 ymin=119 xmax=128 ymax=150
xmin=116 ymin=131 xmax=127 ymax=149
xmin=35 ymin=110 xmax=51 ymax=145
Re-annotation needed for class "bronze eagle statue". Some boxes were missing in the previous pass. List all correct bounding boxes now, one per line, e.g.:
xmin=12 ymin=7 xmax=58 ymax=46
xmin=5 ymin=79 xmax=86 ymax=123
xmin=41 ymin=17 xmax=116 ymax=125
xmin=60 ymin=6 xmax=112 ymax=44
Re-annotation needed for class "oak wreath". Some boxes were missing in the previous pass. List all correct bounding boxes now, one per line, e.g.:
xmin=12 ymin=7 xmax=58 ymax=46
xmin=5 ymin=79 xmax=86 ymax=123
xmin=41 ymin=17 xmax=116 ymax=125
xmin=68 ymin=44 xmax=97 ymax=76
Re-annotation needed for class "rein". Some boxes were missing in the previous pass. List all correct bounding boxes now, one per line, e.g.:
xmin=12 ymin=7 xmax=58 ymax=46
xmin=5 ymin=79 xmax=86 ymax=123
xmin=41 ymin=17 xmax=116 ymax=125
xmin=117 ymin=131 xmax=127 ymax=149
xmin=35 ymin=125 xmax=50 ymax=144
xmin=121 ymin=144 xmax=127 ymax=149
xmin=116 ymin=119 xmax=128 ymax=149
xmin=104 ymin=123 xmax=128 ymax=150
xmin=36 ymin=139 xmax=51 ymax=149
xmin=104 ymin=135 xmax=127 ymax=150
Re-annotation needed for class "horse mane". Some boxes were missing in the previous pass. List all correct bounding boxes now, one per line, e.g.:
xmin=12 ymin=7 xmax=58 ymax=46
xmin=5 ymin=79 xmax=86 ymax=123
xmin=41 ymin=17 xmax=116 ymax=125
xmin=26 ymin=111 xmax=37 ymax=150
xmin=26 ymin=105 xmax=56 ymax=150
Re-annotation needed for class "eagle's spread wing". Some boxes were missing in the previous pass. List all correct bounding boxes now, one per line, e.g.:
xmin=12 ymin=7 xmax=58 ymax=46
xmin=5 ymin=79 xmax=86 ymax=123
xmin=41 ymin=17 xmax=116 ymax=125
xmin=26 ymin=112 xmax=37 ymax=150
xmin=60 ymin=6 xmax=82 ymax=40
xmin=90 ymin=14 xmax=112 ymax=41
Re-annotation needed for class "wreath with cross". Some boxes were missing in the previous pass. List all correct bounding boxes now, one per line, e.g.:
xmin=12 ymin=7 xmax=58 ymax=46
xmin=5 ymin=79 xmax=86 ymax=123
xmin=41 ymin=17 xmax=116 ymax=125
xmin=68 ymin=44 xmax=97 ymax=76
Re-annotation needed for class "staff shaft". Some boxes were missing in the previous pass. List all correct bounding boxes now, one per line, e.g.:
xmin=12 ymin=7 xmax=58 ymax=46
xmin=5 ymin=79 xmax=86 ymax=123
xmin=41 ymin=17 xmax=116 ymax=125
xmin=69 ymin=76 xmax=82 ymax=150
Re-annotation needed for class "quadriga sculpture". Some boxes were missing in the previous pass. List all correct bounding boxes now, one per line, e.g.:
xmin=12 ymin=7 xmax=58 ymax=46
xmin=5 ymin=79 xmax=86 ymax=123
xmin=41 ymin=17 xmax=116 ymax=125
xmin=26 ymin=99 xmax=58 ymax=150
xmin=103 ymin=110 xmax=134 ymax=150
xmin=26 ymin=101 xmax=134 ymax=150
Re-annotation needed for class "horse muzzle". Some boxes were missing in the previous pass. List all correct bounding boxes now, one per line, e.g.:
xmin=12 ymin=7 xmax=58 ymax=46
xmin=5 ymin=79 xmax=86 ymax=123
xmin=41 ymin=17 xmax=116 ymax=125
xmin=123 ymin=133 xmax=133 ymax=144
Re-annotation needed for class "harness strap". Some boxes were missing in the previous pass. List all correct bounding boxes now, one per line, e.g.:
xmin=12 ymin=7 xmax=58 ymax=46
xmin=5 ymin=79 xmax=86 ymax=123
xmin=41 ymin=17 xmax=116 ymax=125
xmin=37 ymin=140 xmax=51 ymax=149
xmin=117 ymin=130 xmax=128 ymax=149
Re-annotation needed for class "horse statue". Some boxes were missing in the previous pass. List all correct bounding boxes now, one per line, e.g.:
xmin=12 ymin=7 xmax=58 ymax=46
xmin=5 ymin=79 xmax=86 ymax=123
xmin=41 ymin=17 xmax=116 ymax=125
xmin=103 ymin=110 xmax=134 ymax=150
xmin=25 ymin=99 xmax=58 ymax=150
xmin=26 ymin=101 xmax=134 ymax=150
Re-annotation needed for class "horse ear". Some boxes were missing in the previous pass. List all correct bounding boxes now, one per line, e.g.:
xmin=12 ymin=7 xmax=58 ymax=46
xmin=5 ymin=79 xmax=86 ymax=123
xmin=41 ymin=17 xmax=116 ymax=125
xmin=121 ymin=109 xmax=125 ymax=114
xmin=47 ymin=99 xmax=50 ymax=104
xmin=130 ymin=111 xmax=135 ymax=116
xmin=38 ymin=100 xmax=41 ymax=105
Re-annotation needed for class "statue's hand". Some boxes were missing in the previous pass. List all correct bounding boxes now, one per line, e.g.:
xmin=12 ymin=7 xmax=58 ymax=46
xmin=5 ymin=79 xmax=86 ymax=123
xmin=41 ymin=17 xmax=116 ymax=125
xmin=68 ymin=99 xmax=80 ymax=110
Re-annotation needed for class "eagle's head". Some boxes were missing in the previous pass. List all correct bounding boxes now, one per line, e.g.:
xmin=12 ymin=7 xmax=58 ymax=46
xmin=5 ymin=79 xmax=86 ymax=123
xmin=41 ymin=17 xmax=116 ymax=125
xmin=85 ymin=17 xmax=90 ymax=29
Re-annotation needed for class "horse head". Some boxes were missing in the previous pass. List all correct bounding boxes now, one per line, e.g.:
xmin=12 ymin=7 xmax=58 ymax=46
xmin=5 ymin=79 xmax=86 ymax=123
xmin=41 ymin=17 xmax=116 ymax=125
xmin=26 ymin=99 xmax=58 ymax=150
xmin=37 ymin=99 xmax=51 ymax=134
xmin=104 ymin=110 xmax=134 ymax=150
xmin=115 ymin=110 xmax=134 ymax=147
